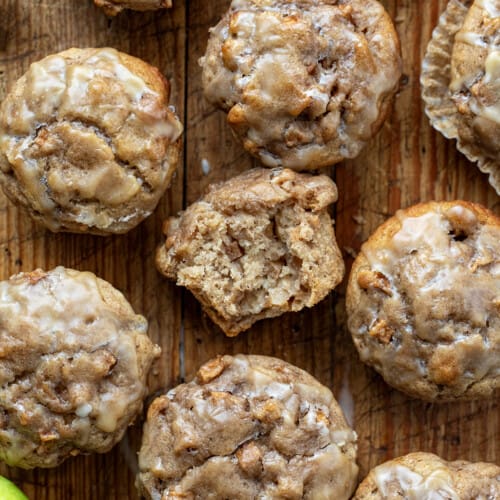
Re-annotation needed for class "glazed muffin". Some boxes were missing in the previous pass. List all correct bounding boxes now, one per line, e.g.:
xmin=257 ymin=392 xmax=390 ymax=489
xmin=346 ymin=201 xmax=500 ymax=401
xmin=0 ymin=267 xmax=160 ymax=468
xmin=354 ymin=452 xmax=500 ymax=499
xmin=200 ymin=0 xmax=401 ymax=170
xmin=94 ymin=0 xmax=172 ymax=16
xmin=422 ymin=0 xmax=500 ymax=194
xmin=0 ymin=47 xmax=183 ymax=234
xmin=156 ymin=168 xmax=344 ymax=336
xmin=137 ymin=354 xmax=358 ymax=499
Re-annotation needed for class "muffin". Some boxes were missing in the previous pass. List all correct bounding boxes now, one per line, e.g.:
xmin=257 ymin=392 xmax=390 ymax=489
xmin=200 ymin=0 xmax=401 ymax=170
xmin=354 ymin=452 xmax=500 ymax=499
xmin=156 ymin=168 xmax=344 ymax=336
xmin=0 ymin=47 xmax=183 ymax=234
xmin=346 ymin=200 xmax=500 ymax=401
xmin=422 ymin=0 xmax=500 ymax=194
xmin=137 ymin=354 xmax=358 ymax=499
xmin=94 ymin=0 xmax=172 ymax=16
xmin=0 ymin=267 xmax=160 ymax=468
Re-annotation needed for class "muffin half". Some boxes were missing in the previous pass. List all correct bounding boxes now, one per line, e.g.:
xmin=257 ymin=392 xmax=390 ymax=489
xmin=156 ymin=168 xmax=345 ymax=336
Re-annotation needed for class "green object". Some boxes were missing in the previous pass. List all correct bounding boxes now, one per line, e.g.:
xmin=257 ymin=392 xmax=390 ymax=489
xmin=0 ymin=476 xmax=28 ymax=500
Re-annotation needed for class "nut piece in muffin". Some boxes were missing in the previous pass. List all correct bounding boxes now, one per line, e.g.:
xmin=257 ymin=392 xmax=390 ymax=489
xmin=422 ymin=0 xmax=500 ymax=194
xmin=200 ymin=0 xmax=401 ymax=170
xmin=156 ymin=168 xmax=344 ymax=336
xmin=353 ymin=452 xmax=500 ymax=499
xmin=94 ymin=0 xmax=172 ymax=16
xmin=0 ymin=47 xmax=183 ymax=234
xmin=346 ymin=201 xmax=500 ymax=401
xmin=137 ymin=354 xmax=358 ymax=500
xmin=0 ymin=267 xmax=160 ymax=468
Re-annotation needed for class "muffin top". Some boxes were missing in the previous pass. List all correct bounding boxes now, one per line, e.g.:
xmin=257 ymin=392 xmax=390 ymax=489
xmin=354 ymin=452 xmax=500 ymax=499
xmin=0 ymin=267 xmax=160 ymax=468
xmin=346 ymin=200 xmax=500 ymax=401
xmin=138 ymin=354 xmax=358 ymax=500
xmin=0 ymin=47 xmax=183 ymax=234
xmin=94 ymin=0 xmax=172 ymax=16
xmin=201 ymin=0 xmax=401 ymax=169
xmin=156 ymin=168 xmax=344 ymax=336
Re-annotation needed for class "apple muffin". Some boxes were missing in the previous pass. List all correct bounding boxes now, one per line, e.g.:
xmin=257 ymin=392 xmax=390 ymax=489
xmin=0 ymin=47 xmax=183 ymax=234
xmin=422 ymin=0 xmax=500 ymax=194
xmin=346 ymin=200 xmax=500 ymax=401
xmin=0 ymin=267 xmax=160 ymax=468
xmin=201 ymin=0 xmax=401 ymax=169
xmin=137 ymin=354 xmax=358 ymax=500
xmin=354 ymin=452 xmax=500 ymax=499
xmin=156 ymin=168 xmax=344 ymax=336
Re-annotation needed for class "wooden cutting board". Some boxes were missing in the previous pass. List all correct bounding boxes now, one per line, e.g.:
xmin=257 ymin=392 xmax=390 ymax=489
xmin=0 ymin=0 xmax=498 ymax=498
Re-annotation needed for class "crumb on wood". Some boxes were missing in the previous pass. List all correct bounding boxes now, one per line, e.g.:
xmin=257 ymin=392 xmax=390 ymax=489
xmin=352 ymin=214 xmax=367 ymax=225
xmin=343 ymin=246 xmax=358 ymax=259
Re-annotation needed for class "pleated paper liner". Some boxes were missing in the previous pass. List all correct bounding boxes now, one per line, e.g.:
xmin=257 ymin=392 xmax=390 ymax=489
xmin=421 ymin=0 xmax=500 ymax=195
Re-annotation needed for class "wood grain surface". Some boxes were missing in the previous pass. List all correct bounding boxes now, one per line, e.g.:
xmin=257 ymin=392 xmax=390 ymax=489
xmin=0 ymin=0 xmax=498 ymax=498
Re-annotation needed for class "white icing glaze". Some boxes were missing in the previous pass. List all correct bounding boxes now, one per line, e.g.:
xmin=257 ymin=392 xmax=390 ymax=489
xmin=484 ymin=50 xmax=500 ymax=82
xmin=474 ymin=50 xmax=500 ymax=124
xmin=201 ymin=158 xmax=211 ymax=175
xmin=451 ymin=1 xmax=500 ymax=121
xmin=445 ymin=204 xmax=479 ymax=224
xmin=11 ymin=48 xmax=181 ymax=139
xmin=373 ymin=463 xmax=459 ymax=499
xmin=392 ymin=212 xmax=452 ymax=256
xmin=265 ymin=381 xmax=293 ymax=399
xmin=337 ymin=367 xmax=354 ymax=427
xmin=364 ymin=208 xmax=479 ymax=273
xmin=362 ymin=205 xmax=499 ymax=328
xmin=96 ymin=391 xmax=131 ymax=432
xmin=0 ymin=267 xmax=110 ymax=336
xmin=88 ymin=48 xmax=148 ymax=101
xmin=28 ymin=56 xmax=67 ymax=118
xmin=277 ymin=144 xmax=325 ymax=169
xmin=454 ymin=31 xmax=488 ymax=48
xmin=475 ymin=0 xmax=500 ymax=17
xmin=75 ymin=403 xmax=93 ymax=418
